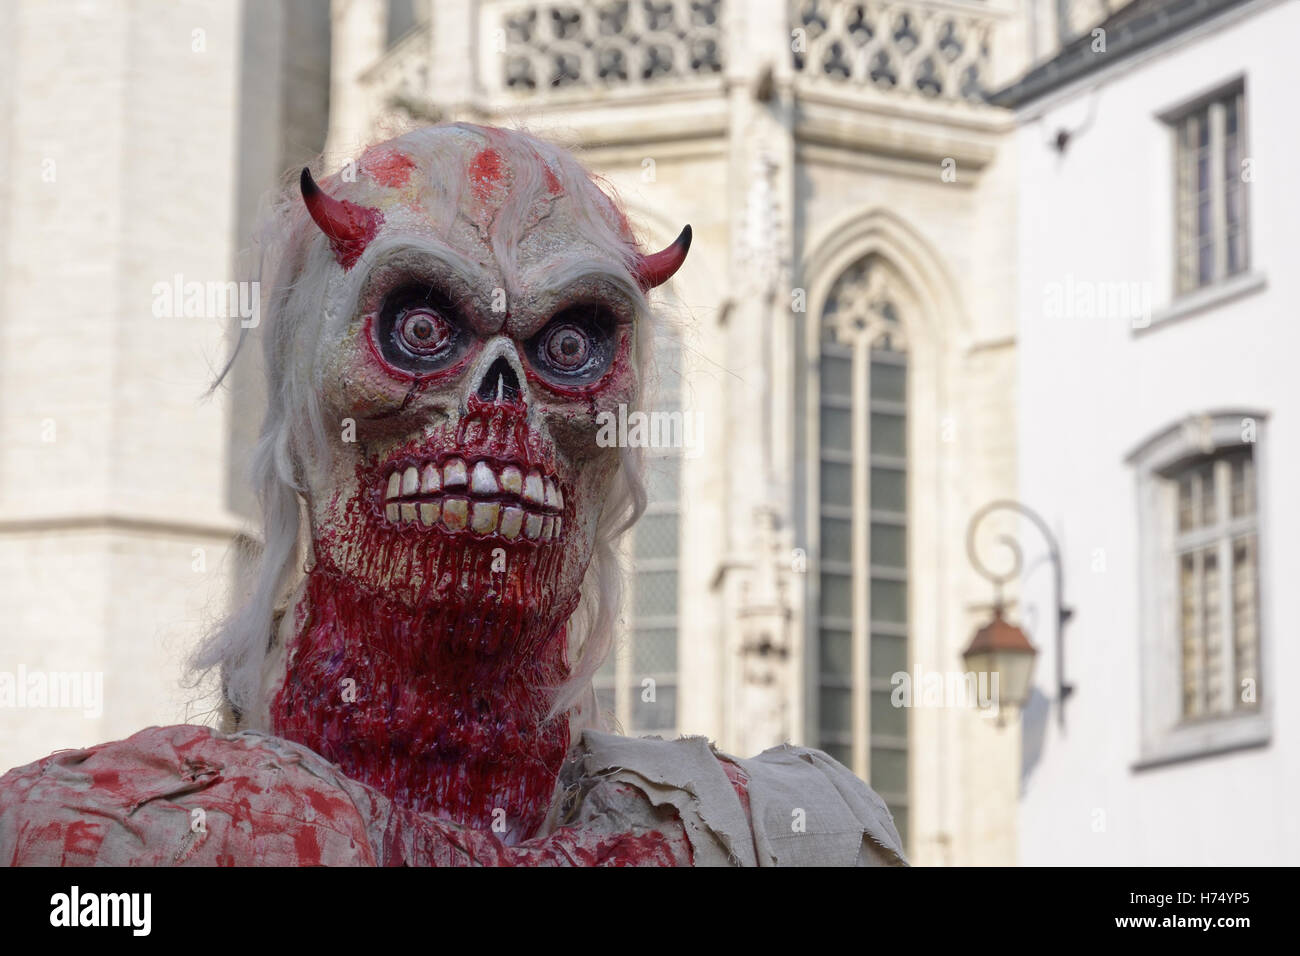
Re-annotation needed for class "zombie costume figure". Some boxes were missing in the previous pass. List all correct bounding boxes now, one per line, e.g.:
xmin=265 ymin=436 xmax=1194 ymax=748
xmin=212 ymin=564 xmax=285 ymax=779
xmin=0 ymin=125 xmax=905 ymax=866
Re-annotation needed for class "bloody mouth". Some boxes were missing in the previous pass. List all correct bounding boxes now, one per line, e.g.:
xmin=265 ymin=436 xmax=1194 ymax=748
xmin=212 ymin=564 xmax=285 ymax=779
xmin=272 ymin=393 xmax=588 ymax=840
xmin=382 ymin=454 xmax=565 ymax=541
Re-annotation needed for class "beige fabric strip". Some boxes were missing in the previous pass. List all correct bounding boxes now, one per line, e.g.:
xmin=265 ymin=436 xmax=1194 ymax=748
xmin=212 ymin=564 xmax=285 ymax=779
xmin=554 ymin=730 xmax=909 ymax=867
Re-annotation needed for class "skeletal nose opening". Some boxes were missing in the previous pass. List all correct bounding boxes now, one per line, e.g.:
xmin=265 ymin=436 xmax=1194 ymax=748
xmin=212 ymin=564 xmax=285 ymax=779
xmin=476 ymin=357 xmax=522 ymax=404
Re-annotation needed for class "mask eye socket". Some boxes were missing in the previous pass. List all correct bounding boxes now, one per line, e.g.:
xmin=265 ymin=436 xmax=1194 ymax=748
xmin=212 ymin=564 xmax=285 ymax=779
xmin=376 ymin=285 xmax=468 ymax=374
xmin=527 ymin=305 xmax=618 ymax=386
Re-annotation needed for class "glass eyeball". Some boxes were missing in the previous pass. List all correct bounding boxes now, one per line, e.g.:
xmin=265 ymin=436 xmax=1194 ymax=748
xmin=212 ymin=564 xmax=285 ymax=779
xmin=399 ymin=309 xmax=453 ymax=356
xmin=527 ymin=307 xmax=617 ymax=385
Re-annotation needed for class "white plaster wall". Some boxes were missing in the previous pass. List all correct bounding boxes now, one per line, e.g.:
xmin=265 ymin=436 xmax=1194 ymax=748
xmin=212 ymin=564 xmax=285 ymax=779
xmin=1014 ymin=0 xmax=1300 ymax=864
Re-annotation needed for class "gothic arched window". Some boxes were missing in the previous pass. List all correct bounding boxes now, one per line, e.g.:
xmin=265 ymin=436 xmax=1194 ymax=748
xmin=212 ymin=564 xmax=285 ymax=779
xmin=814 ymin=255 xmax=910 ymax=845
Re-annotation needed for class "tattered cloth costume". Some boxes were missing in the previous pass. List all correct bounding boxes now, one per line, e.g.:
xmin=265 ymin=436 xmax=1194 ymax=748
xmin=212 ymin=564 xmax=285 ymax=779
xmin=0 ymin=125 xmax=905 ymax=867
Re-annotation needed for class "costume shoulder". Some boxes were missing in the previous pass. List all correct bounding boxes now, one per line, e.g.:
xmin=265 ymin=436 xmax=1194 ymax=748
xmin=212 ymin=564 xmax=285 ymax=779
xmin=546 ymin=729 xmax=907 ymax=867
xmin=734 ymin=741 xmax=908 ymax=866
xmin=0 ymin=724 xmax=383 ymax=866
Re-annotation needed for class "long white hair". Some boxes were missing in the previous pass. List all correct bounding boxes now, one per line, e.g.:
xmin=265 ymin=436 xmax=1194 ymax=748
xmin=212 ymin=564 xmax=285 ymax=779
xmin=190 ymin=124 xmax=662 ymax=734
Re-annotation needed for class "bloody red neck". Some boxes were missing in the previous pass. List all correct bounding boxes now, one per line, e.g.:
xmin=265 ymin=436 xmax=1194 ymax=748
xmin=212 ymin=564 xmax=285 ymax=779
xmin=270 ymin=566 xmax=572 ymax=843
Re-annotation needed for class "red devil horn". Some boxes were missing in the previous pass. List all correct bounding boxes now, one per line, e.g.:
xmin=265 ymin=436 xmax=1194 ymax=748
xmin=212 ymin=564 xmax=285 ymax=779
xmin=299 ymin=167 xmax=384 ymax=270
xmin=635 ymin=225 xmax=692 ymax=290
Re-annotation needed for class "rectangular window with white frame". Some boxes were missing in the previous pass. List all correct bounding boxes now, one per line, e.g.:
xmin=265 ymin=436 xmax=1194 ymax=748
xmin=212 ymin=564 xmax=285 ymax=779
xmin=1170 ymin=81 xmax=1248 ymax=295
xmin=1130 ymin=413 xmax=1269 ymax=768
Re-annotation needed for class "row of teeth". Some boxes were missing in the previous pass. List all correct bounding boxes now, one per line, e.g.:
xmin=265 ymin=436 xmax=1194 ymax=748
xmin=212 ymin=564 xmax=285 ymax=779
xmin=385 ymin=497 xmax=563 ymax=540
xmin=386 ymin=459 xmax=563 ymax=510
xmin=383 ymin=459 xmax=564 ymax=540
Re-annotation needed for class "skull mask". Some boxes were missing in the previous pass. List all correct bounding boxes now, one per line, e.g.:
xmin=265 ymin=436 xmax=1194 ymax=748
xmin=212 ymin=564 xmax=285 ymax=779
xmin=256 ymin=125 xmax=689 ymax=842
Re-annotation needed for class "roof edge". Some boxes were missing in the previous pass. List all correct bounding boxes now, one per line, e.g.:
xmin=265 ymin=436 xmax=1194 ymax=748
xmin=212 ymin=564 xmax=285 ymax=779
xmin=989 ymin=0 xmax=1257 ymax=109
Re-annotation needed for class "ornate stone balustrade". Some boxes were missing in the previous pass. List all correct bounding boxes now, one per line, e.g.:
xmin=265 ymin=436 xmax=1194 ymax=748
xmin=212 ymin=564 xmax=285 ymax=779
xmin=365 ymin=0 xmax=1017 ymax=114
xmin=790 ymin=0 xmax=997 ymax=102
xmin=480 ymin=0 xmax=725 ymax=98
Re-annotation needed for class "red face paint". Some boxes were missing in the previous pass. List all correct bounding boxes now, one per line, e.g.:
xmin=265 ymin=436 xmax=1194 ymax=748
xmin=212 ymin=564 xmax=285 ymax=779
xmin=362 ymin=148 xmax=417 ymax=188
xmin=468 ymin=147 xmax=506 ymax=205
xmin=543 ymin=163 xmax=563 ymax=196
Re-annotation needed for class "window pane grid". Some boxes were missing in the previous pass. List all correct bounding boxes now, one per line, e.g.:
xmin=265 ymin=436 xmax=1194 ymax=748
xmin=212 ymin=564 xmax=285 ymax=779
xmin=1179 ymin=551 xmax=1203 ymax=717
xmin=631 ymin=626 xmax=678 ymax=675
xmin=1232 ymin=533 xmax=1260 ymax=710
xmin=1172 ymin=445 xmax=1259 ymax=722
xmin=1172 ymin=87 xmax=1249 ymax=294
xmin=1203 ymin=548 xmax=1223 ymax=708
xmin=814 ymin=259 xmax=909 ymax=849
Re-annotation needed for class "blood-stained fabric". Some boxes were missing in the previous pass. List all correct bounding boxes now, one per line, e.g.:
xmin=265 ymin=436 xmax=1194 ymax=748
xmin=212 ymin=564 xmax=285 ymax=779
xmin=0 ymin=726 xmax=378 ymax=867
xmin=0 ymin=724 xmax=904 ymax=866
xmin=550 ymin=731 xmax=908 ymax=867
xmin=0 ymin=725 xmax=686 ymax=866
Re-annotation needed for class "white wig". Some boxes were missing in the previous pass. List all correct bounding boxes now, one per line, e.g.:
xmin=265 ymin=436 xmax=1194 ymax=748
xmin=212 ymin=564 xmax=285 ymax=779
xmin=190 ymin=123 xmax=665 ymax=734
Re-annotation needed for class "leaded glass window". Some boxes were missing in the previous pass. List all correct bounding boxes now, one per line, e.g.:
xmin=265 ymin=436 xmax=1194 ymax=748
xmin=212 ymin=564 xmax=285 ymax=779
xmin=1171 ymin=445 xmax=1259 ymax=720
xmin=1172 ymin=83 xmax=1249 ymax=294
xmin=814 ymin=255 xmax=909 ymax=846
